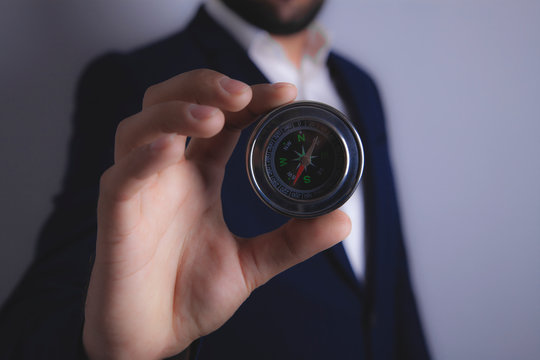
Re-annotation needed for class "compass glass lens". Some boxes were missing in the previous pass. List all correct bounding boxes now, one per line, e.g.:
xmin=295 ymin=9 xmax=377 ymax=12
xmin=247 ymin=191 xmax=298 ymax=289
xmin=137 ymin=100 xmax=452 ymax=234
xmin=264 ymin=119 xmax=346 ymax=201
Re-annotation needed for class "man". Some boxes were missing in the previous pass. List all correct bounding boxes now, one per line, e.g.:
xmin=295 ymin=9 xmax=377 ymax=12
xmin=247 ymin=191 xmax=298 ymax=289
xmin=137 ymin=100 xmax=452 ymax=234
xmin=0 ymin=1 xmax=430 ymax=359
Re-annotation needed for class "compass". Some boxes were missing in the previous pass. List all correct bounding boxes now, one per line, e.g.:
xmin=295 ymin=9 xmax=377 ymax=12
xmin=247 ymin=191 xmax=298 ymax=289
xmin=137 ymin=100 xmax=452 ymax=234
xmin=246 ymin=101 xmax=364 ymax=218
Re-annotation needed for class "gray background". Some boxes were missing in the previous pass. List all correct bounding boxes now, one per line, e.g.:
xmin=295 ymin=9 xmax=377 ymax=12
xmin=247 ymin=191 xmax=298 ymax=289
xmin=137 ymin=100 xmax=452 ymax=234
xmin=1 ymin=0 xmax=539 ymax=359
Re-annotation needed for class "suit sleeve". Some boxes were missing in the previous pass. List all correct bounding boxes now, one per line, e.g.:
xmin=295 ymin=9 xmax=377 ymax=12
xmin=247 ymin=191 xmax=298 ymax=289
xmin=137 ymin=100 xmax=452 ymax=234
xmin=0 ymin=54 xmax=141 ymax=359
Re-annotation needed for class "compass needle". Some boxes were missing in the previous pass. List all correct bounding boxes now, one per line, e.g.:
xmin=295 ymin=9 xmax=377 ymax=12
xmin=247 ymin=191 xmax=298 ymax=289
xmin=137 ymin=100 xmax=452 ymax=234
xmin=292 ymin=164 xmax=305 ymax=186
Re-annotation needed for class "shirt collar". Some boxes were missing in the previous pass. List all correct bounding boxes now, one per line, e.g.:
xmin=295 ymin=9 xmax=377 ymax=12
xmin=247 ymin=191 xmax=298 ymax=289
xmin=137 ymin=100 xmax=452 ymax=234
xmin=205 ymin=0 xmax=331 ymax=66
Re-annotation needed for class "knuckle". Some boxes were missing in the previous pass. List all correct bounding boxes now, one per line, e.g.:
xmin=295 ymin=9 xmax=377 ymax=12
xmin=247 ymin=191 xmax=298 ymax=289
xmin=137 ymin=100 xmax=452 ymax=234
xmin=142 ymin=84 xmax=158 ymax=107
xmin=187 ymin=68 xmax=220 ymax=81
xmin=99 ymin=167 xmax=114 ymax=187
xmin=169 ymin=101 xmax=193 ymax=124
xmin=113 ymin=114 xmax=139 ymax=155
xmin=161 ymin=100 xmax=187 ymax=116
xmin=98 ymin=168 xmax=114 ymax=196
xmin=189 ymin=69 xmax=230 ymax=100
xmin=114 ymin=118 xmax=129 ymax=143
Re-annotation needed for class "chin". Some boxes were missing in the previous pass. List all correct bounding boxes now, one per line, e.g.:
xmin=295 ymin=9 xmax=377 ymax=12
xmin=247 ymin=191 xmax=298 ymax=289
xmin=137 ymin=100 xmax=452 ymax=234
xmin=223 ymin=0 xmax=325 ymax=35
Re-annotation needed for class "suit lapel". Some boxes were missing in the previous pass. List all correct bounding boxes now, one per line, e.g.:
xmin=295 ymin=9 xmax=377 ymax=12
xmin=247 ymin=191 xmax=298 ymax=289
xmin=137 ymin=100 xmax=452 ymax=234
xmin=326 ymin=52 xmax=384 ymax=309
xmin=329 ymin=53 xmax=408 ymax=359
xmin=321 ymin=52 xmax=389 ymax=296
xmin=327 ymin=53 xmax=376 ymax=285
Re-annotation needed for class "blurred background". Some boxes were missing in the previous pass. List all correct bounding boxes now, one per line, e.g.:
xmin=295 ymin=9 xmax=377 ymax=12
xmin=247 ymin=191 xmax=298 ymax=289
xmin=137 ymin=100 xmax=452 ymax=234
xmin=1 ymin=0 xmax=539 ymax=359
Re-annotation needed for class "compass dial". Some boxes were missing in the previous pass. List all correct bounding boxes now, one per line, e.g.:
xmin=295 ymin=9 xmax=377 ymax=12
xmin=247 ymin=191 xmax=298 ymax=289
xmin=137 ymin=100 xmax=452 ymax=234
xmin=267 ymin=121 xmax=344 ymax=199
xmin=247 ymin=101 xmax=364 ymax=218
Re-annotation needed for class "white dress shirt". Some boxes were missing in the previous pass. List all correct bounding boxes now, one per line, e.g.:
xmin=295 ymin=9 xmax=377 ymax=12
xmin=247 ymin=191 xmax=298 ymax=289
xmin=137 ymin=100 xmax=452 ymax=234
xmin=206 ymin=0 xmax=366 ymax=280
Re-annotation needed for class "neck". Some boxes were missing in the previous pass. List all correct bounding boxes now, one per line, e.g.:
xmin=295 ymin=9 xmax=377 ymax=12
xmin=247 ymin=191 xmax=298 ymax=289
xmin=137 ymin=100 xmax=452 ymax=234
xmin=271 ymin=30 xmax=309 ymax=69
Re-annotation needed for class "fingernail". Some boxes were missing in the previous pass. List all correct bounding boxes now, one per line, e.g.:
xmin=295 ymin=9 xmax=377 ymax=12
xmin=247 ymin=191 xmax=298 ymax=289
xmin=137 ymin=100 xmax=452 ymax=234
xmin=150 ymin=134 xmax=174 ymax=152
xmin=219 ymin=77 xmax=248 ymax=94
xmin=189 ymin=104 xmax=217 ymax=120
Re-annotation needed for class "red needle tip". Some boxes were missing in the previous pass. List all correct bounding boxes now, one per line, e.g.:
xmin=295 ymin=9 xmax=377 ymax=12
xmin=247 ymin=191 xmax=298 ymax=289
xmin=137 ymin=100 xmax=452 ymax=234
xmin=292 ymin=164 xmax=305 ymax=186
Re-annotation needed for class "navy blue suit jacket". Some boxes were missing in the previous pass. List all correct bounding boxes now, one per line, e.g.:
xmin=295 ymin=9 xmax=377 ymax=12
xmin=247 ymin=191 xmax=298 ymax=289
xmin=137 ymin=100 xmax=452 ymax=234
xmin=0 ymin=7 xmax=430 ymax=360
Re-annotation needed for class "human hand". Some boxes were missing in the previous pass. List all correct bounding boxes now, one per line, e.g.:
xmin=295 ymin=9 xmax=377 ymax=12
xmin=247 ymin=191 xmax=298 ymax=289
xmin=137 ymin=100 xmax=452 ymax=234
xmin=82 ymin=69 xmax=351 ymax=359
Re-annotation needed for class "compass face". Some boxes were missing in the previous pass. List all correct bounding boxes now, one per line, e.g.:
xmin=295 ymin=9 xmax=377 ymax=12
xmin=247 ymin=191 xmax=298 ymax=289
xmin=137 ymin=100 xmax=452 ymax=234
xmin=247 ymin=101 xmax=364 ymax=218
xmin=266 ymin=120 xmax=345 ymax=200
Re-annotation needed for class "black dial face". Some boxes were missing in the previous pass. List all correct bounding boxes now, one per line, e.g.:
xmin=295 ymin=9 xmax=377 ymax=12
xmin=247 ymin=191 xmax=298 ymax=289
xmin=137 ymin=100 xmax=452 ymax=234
xmin=264 ymin=119 xmax=346 ymax=201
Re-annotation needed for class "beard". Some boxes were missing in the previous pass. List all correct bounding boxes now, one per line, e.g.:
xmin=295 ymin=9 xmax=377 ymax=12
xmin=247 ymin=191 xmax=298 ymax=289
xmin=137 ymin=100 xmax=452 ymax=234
xmin=221 ymin=0 xmax=325 ymax=35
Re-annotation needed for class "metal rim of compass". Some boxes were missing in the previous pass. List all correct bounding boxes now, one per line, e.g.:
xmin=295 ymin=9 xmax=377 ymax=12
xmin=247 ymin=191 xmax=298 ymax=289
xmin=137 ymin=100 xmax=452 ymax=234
xmin=246 ymin=101 xmax=364 ymax=219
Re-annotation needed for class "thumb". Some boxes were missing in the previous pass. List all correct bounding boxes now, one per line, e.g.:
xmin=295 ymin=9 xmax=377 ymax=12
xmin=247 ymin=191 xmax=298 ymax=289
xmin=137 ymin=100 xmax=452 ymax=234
xmin=237 ymin=210 xmax=351 ymax=292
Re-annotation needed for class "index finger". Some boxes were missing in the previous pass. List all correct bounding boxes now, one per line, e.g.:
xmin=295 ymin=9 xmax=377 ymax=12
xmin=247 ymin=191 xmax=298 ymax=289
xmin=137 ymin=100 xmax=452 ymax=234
xmin=142 ymin=69 xmax=252 ymax=112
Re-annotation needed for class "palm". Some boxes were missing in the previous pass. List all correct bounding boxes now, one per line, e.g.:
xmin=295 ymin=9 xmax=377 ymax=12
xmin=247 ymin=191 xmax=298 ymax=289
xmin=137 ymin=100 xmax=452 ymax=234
xmin=100 ymin=158 xmax=249 ymax=355
xmin=152 ymin=162 xmax=250 ymax=340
